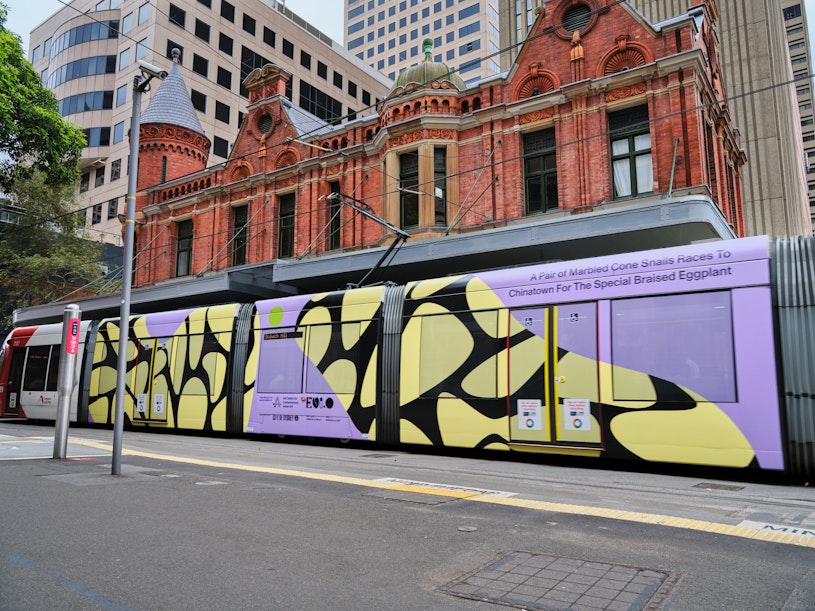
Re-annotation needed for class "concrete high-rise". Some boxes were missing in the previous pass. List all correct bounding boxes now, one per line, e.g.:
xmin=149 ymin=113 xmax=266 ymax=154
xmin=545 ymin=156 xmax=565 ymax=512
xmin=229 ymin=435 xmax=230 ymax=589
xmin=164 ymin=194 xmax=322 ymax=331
xmin=344 ymin=0 xmax=544 ymax=83
xmin=630 ymin=0 xmax=812 ymax=236
xmin=781 ymin=0 xmax=815 ymax=229
xmin=28 ymin=0 xmax=392 ymax=246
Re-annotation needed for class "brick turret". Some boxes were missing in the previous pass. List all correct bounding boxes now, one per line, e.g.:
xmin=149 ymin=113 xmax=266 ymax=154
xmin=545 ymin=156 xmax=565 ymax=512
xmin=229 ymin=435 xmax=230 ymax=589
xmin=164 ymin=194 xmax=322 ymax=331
xmin=136 ymin=48 xmax=211 ymax=193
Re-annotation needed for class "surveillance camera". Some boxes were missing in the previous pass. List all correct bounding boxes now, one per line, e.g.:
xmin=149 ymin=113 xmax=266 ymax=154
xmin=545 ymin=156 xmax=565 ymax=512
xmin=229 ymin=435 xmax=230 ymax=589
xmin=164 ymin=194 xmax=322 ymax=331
xmin=137 ymin=60 xmax=168 ymax=80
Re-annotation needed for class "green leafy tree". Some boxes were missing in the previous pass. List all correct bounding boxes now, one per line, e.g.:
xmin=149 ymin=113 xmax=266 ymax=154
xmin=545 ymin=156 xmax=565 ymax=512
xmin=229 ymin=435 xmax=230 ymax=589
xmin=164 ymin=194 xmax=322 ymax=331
xmin=0 ymin=172 xmax=108 ymax=335
xmin=0 ymin=4 xmax=85 ymax=192
xmin=0 ymin=5 xmax=110 ymax=335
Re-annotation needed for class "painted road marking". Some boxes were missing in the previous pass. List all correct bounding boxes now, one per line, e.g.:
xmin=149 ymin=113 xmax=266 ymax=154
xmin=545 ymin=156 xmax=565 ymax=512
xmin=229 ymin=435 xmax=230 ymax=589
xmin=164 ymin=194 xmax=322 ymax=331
xmin=8 ymin=436 xmax=815 ymax=550
xmin=4 ymin=552 xmax=137 ymax=611
xmin=738 ymin=520 xmax=815 ymax=538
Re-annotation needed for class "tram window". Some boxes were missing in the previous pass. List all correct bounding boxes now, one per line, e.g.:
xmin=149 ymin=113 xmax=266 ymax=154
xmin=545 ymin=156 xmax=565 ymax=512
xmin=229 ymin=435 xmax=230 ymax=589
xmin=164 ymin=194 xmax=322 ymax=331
xmin=45 ymin=347 xmax=60 ymax=391
xmin=305 ymin=323 xmax=360 ymax=394
xmin=257 ymin=328 xmax=304 ymax=393
xmin=23 ymin=346 xmax=51 ymax=391
xmin=611 ymin=291 xmax=736 ymax=403
xmin=418 ymin=312 xmax=498 ymax=399
xmin=7 ymin=349 xmax=25 ymax=391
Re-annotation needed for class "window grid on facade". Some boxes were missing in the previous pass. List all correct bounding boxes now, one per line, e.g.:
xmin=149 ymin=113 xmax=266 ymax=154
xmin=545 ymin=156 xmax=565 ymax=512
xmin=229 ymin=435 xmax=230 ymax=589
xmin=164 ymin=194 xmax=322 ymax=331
xmin=329 ymin=181 xmax=341 ymax=250
xmin=434 ymin=148 xmax=447 ymax=225
xmin=300 ymin=80 xmax=343 ymax=125
xmin=221 ymin=1 xmax=235 ymax=22
xmin=192 ymin=54 xmax=208 ymax=77
xmin=110 ymin=159 xmax=121 ymax=181
xmin=219 ymin=33 xmax=233 ymax=55
xmin=609 ymin=105 xmax=653 ymax=199
xmin=400 ymin=151 xmax=419 ymax=229
xmin=169 ymin=4 xmax=185 ymax=28
xmin=242 ymin=13 xmax=256 ymax=35
xmin=217 ymin=66 xmax=232 ymax=89
xmin=278 ymin=193 xmax=295 ymax=259
xmin=213 ymin=136 xmax=229 ymax=158
xmin=215 ymin=101 xmax=230 ymax=123
xmin=263 ymin=27 xmax=276 ymax=48
xmin=191 ymin=89 xmax=206 ymax=112
xmin=194 ymin=19 xmax=210 ymax=42
xmin=232 ymin=205 xmax=248 ymax=266
xmin=176 ymin=219 xmax=193 ymax=277
xmin=523 ymin=128 xmax=559 ymax=215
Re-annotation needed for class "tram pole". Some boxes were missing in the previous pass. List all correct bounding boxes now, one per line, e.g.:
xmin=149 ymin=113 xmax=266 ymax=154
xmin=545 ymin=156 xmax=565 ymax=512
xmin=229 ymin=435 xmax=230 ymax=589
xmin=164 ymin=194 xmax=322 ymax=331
xmin=53 ymin=304 xmax=81 ymax=459
xmin=112 ymin=63 xmax=165 ymax=475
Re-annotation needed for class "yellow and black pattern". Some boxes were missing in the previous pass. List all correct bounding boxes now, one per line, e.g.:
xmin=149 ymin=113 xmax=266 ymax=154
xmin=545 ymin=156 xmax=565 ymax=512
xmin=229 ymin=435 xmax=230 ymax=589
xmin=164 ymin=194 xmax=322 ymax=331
xmin=292 ymin=288 xmax=383 ymax=438
xmin=387 ymin=274 xmax=759 ymax=468
xmin=88 ymin=305 xmax=238 ymax=431
xmin=398 ymin=275 xmax=514 ymax=450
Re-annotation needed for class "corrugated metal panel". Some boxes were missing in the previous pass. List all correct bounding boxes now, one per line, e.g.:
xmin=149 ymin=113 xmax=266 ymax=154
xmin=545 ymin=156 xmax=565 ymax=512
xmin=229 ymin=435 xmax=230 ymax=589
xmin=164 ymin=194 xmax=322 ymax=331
xmin=772 ymin=237 xmax=815 ymax=477
xmin=229 ymin=304 xmax=255 ymax=434
xmin=378 ymin=284 xmax=405 ymax=445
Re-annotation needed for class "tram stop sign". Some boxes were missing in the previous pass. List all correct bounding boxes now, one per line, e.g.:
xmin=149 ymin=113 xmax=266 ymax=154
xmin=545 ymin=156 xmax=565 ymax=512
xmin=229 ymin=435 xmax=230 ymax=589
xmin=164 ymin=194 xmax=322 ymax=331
xmin=65 ymin=318 xmax=80 ymax=355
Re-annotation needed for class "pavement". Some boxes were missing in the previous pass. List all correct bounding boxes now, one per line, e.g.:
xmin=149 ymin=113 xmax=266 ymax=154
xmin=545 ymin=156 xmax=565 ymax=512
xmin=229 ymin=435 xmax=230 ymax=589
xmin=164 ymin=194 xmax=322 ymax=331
xmin=0 ymin=420 xmax=814 ymax=611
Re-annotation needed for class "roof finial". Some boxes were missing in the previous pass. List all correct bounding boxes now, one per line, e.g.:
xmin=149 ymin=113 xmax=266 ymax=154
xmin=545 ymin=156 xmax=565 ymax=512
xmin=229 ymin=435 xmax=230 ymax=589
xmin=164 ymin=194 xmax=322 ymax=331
xmin=172 ymin=48 xmax=181 ymax=63
xmin=423 ymin=38 xmax=433 ymax=61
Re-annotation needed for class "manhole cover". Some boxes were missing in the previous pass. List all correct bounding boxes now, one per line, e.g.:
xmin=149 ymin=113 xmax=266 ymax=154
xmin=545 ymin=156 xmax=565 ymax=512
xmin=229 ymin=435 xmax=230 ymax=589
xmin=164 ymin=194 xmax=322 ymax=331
xmin=439 ymin=551 xmax=678 ymax=610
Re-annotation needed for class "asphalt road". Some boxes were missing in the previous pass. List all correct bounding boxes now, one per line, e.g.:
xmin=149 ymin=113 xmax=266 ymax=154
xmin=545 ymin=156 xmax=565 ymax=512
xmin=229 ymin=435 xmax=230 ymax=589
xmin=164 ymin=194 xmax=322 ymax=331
xmin=0 ymin=421 xmax=813 ymax=610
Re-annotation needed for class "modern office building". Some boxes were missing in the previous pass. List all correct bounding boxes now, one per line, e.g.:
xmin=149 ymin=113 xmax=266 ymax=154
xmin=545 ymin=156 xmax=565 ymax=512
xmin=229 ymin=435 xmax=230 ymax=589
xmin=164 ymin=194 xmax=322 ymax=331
xmin=781 ymin=0 xmax=815 ymax=229
xmin=28 ymin=0 xmax=392 ymax=245
xmin=630 ymin=0 xmax=812 ymax=237
xmin=346 ymin=0 xmax=813 ymax=237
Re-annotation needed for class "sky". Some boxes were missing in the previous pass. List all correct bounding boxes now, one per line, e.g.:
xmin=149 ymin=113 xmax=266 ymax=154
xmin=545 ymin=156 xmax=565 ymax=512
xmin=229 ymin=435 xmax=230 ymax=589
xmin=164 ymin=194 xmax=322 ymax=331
xmin=3 ymin=0 xmax=345 ymax=54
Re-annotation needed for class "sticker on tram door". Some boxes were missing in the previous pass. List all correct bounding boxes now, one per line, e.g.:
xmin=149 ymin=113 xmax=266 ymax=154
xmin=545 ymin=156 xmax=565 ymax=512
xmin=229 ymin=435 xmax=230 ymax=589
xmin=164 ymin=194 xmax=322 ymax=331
xmin=517 ymin=399 xmax=542 ymax=430
xmin=564 ymin=398 xmax=591 ymax=431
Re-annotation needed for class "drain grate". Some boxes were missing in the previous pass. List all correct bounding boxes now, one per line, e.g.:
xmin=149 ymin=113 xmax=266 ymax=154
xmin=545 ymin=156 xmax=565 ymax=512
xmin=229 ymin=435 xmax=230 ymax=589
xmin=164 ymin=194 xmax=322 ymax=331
xmin=439 ymin=551 xmax=678 ymax=610
xmin=693 ymin=482 xmax=745 ymax=491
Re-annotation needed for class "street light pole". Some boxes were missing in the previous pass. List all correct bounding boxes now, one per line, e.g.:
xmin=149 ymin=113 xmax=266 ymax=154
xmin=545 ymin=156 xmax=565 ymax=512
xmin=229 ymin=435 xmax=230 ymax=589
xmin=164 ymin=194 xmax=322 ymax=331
xmin=112 ymin=67 xmax=163 ymax=475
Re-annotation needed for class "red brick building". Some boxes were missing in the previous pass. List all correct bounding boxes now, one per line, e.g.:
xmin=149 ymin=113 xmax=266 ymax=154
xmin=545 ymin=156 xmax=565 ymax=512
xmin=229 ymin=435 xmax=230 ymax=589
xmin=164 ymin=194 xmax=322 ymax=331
xmin=132 ymin=0 xmax=743 ymax=288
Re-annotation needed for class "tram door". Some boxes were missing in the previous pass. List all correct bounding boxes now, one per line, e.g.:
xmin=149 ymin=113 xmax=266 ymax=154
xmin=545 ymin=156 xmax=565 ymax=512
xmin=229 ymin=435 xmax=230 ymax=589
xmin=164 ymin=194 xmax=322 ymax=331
xmin=3 ymin=348 xmax=26 ymax=416
xmin=509 ymin=303 xmax=601 ymax=448
xmin=130 ymin=337 xmax=172 ymax=423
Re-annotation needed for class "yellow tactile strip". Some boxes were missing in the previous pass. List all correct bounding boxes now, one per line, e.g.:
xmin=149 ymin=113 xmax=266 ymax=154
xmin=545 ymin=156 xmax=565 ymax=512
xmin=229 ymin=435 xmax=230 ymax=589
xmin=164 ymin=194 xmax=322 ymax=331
xmin=48 ymin=437 xmax=815 ymax=550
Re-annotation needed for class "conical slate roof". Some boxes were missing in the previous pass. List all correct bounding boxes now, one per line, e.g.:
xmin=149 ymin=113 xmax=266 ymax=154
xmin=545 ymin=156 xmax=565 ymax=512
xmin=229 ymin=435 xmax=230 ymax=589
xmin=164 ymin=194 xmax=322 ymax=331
xmin=140 ymin=49 xmax=205 ymax=135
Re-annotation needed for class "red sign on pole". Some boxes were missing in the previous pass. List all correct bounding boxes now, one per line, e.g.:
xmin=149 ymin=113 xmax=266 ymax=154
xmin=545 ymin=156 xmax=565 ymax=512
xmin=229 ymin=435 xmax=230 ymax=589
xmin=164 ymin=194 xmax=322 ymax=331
xmin=65 ymin=317 xmax=80 ymax=355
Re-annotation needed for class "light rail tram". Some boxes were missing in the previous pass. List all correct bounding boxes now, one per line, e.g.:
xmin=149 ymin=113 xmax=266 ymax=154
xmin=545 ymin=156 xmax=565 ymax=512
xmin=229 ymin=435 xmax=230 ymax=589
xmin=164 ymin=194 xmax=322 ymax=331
xmin=1 ymin=235 xmax=813 ymax=476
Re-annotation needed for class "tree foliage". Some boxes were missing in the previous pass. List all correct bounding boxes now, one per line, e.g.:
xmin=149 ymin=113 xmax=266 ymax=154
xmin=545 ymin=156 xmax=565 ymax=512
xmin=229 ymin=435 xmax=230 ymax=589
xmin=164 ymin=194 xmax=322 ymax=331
xmin=0 ymin=172 xmax=108 ymax=335
xmin=0 ymin=4 xmax=86 ymax=192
